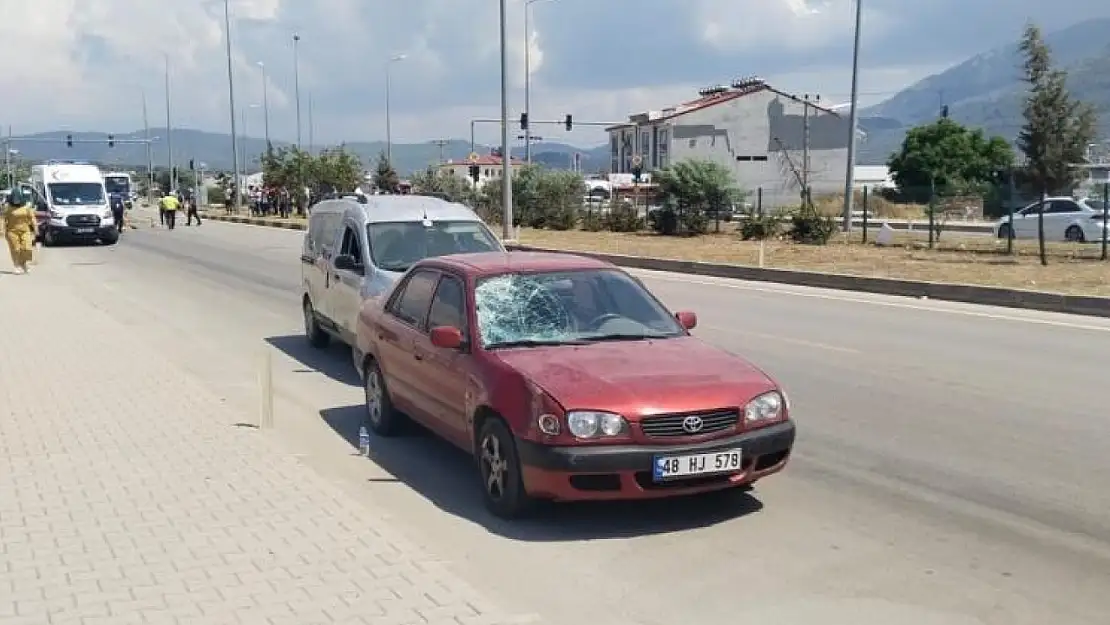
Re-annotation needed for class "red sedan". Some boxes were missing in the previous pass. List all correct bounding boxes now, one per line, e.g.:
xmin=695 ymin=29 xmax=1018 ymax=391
xmin=354 ymin=252 xmax=796 ymax=518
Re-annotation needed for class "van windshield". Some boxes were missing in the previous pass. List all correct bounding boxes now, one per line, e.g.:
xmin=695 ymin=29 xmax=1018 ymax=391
xmin=48 ymin=182 xmax=105 ymax=206
xmin=367 ymin=220 xmax=502 ymax=272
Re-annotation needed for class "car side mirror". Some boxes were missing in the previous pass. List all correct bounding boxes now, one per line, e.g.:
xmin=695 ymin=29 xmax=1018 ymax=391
xmin=334 ymin=254 xmax=362 ymax=273
xmin=675 ymin=311 xmax=697 ymax=330
xmin=429 ymin=326 xmax=463 ymax=349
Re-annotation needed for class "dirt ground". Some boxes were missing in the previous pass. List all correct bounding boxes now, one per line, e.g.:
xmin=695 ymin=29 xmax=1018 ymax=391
xmin=518 ymin=228 xmax=1110 ymax=296
xmin=206 ymin=210 xmax=1110 ymax=296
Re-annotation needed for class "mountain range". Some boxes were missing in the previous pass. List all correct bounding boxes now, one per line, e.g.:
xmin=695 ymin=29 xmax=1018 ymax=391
xmin=7 ymin=18 xmax=1107 ymax=173
xmin=3 ymin=129 xmax=609 ymax=177
xmin=857 ymin=17 xmax=1110 ymax=164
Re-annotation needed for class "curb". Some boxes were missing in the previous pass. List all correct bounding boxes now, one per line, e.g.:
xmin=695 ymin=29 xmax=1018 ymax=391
xmin=196 ymin=212 xmax=1110 ymax=318
xmin=202 ymin=213 xmax=306 ymax=230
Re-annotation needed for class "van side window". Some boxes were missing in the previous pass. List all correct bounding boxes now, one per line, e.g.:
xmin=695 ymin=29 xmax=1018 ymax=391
xmin=387 ymin=270 xmax=439 ymax=328
xmin=306 ymin=213 xmax=323 ymax=253
xmin=340 ymin=226 xmax=362 ymax=261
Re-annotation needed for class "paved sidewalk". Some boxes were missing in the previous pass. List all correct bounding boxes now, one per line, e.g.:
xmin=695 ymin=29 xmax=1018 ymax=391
xmin=0 ymin=272 xmax=536 ymax=624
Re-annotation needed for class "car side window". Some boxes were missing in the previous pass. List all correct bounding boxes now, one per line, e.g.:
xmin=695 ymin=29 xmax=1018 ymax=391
xmin=388 ymin=270 xmax=439 ymax=328
xmin=427 ymin=275 xmax=467 ymax=337
xmin=1048 ymin=200 xmax=1080 ymax=213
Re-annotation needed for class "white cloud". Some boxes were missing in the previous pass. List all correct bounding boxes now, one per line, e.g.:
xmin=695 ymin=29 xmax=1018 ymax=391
xmin=3 ymin=0 xmax=1103 ymax=148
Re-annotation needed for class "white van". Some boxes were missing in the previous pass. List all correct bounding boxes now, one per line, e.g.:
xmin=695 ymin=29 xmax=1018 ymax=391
xmin=301 ymin=194 xmax=503 ymax=368
xmin=31 ymin=161 xmax=118 ymax=246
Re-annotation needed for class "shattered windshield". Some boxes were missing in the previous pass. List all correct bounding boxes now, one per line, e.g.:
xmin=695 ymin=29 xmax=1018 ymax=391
xmin=474 ymin=269 xmax=685 ymax=349
xmin=367 ymin=220 xmax=502 ymax=272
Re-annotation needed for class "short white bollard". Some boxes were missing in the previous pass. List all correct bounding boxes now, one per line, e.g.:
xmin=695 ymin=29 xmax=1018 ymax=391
xmin=259 ymin=347 xmax=274 ymax=429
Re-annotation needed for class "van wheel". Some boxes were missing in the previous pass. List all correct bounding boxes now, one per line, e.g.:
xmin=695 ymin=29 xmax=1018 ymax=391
xmin=303 ymin=298 xmax=330 ymax=348
xmin=997 ymin=224 xmax=1013 ymax=240
xmin=43 ymin=229 xmax=57 ymax=247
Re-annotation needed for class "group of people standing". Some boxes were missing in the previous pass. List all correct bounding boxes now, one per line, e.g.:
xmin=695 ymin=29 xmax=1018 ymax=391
xmin=158 ymin=189 xmax=202 ymax=230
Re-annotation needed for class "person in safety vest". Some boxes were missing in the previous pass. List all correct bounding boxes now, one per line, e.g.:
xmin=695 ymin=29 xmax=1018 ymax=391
xmin=159 ymin=191 xmax=181 ymax=230
xmin=2 ymin=188 xmax=37 ymax=273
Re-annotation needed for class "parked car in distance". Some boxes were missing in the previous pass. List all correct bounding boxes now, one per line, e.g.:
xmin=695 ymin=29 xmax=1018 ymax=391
xmin=995 ymin=196 xmax=1109 ymax=242
xmin=301 ymin=193 xmax=504 ymax=369
xmin=355 ymin=251 xmax=796 ymax=518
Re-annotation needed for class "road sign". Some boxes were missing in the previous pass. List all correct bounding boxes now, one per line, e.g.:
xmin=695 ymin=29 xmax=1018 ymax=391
xmin=468 ymin=152 xmax=480 ymax=163
xmin=631 ymin=155 xmax=642 ymax=167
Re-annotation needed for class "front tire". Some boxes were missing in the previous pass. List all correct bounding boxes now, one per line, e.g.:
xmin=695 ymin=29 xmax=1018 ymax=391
xmin=997 ymin=224 xmax=1013 ymax=240
xmin=477 ymin=418 xmax=534 ymax=519
xmin=303 ymin=298 xmax=330 ymax=348
xmin=363 ymin=359 xmax=404 ymax=436
xmin=1065 ymin=225 xmax=1085 ymax=243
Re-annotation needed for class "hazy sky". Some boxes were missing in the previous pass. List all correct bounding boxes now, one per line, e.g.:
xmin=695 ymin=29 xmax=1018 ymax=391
xmin=5 ymin=0 xmax=1108 ymax=147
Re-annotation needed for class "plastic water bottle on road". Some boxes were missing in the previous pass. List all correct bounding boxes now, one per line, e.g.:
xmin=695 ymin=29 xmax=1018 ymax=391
xmin=358 ymin=425 xmax=370 ymax=456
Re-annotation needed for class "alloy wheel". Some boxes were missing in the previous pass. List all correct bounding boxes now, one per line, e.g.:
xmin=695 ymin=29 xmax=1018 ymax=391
xmin=480 ymin=433 xmax=508 ymax=500
xmin=364 ymin=370 xmax=383 ymax=427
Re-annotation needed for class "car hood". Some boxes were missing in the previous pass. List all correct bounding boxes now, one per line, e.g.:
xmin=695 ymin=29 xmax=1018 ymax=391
xmin=493 ymin=336 xmax=776 ymax=417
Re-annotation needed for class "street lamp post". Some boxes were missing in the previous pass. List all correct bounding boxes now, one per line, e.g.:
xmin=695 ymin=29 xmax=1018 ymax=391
xmin=841 ymin=0 xmax=863 ymax=232
xmin=385 ymin=53 xmax=406 ymax=163
xmin=257 ymin=61 xmax=271 ymax=148
xmin=523 ymin=0 xmax=554 ymax=165
xmin=293 ymin=34 xmax=302 ymax=148
xmin=499 ymin=0 xmax=513 ymax=239
xmin=164 ymin=54 xmax=174 ymax=191
xmin=224 ymin=0 xmax=241 ymax=212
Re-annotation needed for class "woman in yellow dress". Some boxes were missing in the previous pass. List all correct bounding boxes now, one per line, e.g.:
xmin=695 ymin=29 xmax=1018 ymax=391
xmin=2 ymin=188 xmax=37 ymax=273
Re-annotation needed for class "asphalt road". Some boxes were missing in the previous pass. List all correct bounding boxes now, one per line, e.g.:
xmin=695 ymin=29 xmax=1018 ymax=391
xmin=41 ymin=215 xmax=1110 ymax=625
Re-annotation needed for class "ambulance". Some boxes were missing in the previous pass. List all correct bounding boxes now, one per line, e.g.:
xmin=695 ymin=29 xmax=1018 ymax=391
xmin=30 ymin=160 xmax=119 ymax=246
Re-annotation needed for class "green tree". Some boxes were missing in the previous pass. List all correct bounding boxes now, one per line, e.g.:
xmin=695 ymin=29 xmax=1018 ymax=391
xmin=652 ymin=159 xmax=741 ymax=235
xmin=372 ymin=151 xmax=400 ymax=193
xmin=313 ymin=146 xmax=364 ymax=195
xmin=534 ymin=169 xmax=585 ymax=230
xmin=1017 ymin=22 xmax=1099 ymax=265
xmin=887 ymin=118 xmax=1015 ymax=202
xmin=410 ymin=166 xmax=475 ymax=204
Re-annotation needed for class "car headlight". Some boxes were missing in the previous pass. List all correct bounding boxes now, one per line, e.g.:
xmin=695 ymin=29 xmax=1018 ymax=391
xmin=744 ymin=391 xmax=784 ymax=425
xmin=101 ymin=209 xmax=113 ymax=218
xmin=49 ymin=210 xmax=63 ymax=219
xmin=566 ymin=410 xmax=626 ymax=439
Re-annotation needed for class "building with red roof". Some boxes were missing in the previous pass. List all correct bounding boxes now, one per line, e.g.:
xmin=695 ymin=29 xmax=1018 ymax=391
xmin=438 ymin=153 xmax=524 ymax=189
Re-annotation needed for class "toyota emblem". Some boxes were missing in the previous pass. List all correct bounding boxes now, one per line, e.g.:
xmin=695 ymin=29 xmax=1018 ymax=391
xmin=681 ymin=415 xmax=704 ymax=433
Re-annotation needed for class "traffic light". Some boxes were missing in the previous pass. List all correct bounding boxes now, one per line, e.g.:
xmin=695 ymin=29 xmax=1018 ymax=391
xmin=565 ymin=114 xmax=572 ymax=131
xmin=940 ymin=105 xmax=949 ymax=118
xmin=468 ymin=164 xmax=480 ymax=183
xmin=189 ymin=159 xmax=195 ymax=170
xmin=66 ymin=134 xmax=73 ymax=147
xmin=107 ymin=134 xmax=114 ymax=147
xmin=519 ymin=113 xmax=528 ymax=130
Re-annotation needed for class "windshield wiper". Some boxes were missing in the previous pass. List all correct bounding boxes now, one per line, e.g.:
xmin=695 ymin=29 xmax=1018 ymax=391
xmin=581 ymin=332 xmax=672 ymax=342
xmin=486 ymin=338 xmax=589 ymax=349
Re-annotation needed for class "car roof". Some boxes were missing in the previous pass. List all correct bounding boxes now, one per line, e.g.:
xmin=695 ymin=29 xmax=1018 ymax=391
xmin=313 ymin=194 xmax=484 ymax=224
xmin=419 ymin=251 xmax=615 ymax=277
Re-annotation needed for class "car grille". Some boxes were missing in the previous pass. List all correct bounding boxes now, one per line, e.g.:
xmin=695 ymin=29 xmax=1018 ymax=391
xmin=66 ymin=214 xmax=100 ymax=227
xmin=639 ymin=408 xmax=739 ymax=438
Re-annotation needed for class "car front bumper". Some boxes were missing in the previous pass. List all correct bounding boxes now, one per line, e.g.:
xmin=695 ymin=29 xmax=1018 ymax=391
xmin=516 ymin=420 xmax=796 ymax=501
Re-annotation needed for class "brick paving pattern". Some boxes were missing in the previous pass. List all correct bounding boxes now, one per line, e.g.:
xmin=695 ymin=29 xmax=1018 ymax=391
xmin=0 ymin=272 xmax=536 ymax=624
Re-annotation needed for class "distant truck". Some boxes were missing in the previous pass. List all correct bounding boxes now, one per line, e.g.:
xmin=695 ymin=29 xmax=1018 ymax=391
xmin=103 ymin=171 xmax=134 ymax=208
xmin=30 ymin=160 xmax=119 ymax=246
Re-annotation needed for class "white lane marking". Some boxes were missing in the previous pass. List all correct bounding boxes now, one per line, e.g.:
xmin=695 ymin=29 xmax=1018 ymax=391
xmin=631 ymin=269 xmax=1110 ymax=334
xmin=703 ymin=324 xmax=861 ymax=354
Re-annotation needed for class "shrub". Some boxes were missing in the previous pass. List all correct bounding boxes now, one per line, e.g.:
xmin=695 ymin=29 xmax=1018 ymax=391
xmin=738 ymin=214 xmax=780 ymax=240
xmin=604 ymin=203 xmax=644 ymax=232
xmin=648 ymin=206 xmax=678 ymax=235
xmin=580 ymin=209 xmax=604 ymax=231
xmin=544 ymin=204 xmax=578 ymax=230
xmin=788 ymin=212 xmax=837 ymax=244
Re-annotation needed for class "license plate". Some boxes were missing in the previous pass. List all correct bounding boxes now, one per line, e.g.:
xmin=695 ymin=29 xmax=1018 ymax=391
xmin=653 ymin=449 xmax=742 ymax=481
xmin=76 ymin=228 xmax=94 ymax=234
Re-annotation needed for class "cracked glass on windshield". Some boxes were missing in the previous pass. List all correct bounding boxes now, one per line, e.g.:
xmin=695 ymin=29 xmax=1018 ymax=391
xmin=474 ymin=269 xmax=684 ymax=348
xmin=366 ymin=220 xmax=501 ymax=272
